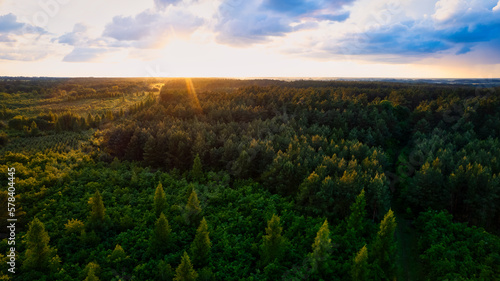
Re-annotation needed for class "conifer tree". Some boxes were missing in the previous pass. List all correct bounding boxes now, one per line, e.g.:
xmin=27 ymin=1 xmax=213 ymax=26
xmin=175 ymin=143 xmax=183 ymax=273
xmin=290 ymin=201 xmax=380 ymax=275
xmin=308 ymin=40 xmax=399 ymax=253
xmin=351 ymin=245 xmax=369 ymax=281
xmin=190 ymin=217 xmax=211 ymax=267
xmin=261 ymin=214 xmax=284 ymax=266
xmin=371 ymin=209 xmax=397 ymax=280
xmin=154 ymin=182 xmax=167 ymax=217
xmin=84 ymin=262 xmax=100 ymax=281
xmin=158 ymin=260 xmax=174 ymax=281
xmin=310 ymin=220 xmax=332 ymax=273
xmin=151 ymin=213 xmax=172 ymax=252
xmin=185 ymin=189 xmax=201 ymax=225
xmin=344 ymin=189 xmax=367 ymax=252
xmin=191 ymin=154 xmax=203 ymax=182
xmin=347 ymin=189 xmax=366 ymax=235
xmin=23 ymin=218 xmax=58 ymax=272
xmin=174 ymin=252 xmax=198 ymax=281
xmin=90 ymin=190 xmax=105 ymax=225
xmin=108 ymin=244 xmax=127 ymax=263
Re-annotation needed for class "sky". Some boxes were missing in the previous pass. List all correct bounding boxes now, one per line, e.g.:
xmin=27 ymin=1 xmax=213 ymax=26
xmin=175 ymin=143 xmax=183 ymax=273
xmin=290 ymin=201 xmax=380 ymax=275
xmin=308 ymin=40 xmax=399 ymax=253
xmin=0 ymin=0 xmax=499 ymax=78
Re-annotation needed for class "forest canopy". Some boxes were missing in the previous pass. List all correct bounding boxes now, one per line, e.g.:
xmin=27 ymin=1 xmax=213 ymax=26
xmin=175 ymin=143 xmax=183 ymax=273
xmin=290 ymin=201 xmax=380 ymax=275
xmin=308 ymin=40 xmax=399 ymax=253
xmin=1 ymin=77 xmax=499 ymax=280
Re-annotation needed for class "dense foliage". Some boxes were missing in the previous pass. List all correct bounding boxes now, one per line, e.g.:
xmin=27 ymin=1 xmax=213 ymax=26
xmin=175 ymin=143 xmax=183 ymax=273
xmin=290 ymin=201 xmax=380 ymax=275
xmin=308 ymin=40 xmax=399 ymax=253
xmin=0 ymin=78 xmax=499 ymax=280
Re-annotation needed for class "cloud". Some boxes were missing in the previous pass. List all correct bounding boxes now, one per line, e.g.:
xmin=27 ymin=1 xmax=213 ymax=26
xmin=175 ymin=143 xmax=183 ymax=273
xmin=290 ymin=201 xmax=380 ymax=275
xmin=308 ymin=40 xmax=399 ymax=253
xmin=154 ymin=0 xmax=183 ymax=10
xmin=57 ymin=23 xmax=89 ymax=45
xmin=215 ymin=0 xmax=353 ymax=45
xmin=319 ymin=0 xmax=500 ymax=63
xmin=0 ymin=13 xmax=50 ymax=61
xmin=62 ymin=47 xmax=109 ymax=62
xmin=456 ymin=46 xmax=471 ymax=55
xmin=103 ymin=11 xmax=161 ymax=41
xmin=102 ymin=9 xmax=203 ymax=48
xmin=0 ymin=13 xmax=46 ymax=39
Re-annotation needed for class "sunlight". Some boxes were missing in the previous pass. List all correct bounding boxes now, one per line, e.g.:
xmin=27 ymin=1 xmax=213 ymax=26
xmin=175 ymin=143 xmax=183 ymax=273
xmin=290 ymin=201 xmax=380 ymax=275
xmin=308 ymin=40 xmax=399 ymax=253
xmin=185 ymin=77 xmax=203 ymax=114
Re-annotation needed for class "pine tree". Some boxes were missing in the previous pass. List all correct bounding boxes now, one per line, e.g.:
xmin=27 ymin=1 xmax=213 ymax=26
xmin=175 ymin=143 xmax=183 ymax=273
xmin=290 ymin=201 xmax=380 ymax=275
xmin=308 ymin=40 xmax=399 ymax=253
xmin=108 ymin=244 xmax=127 ymax=263
xmin=158 ymin=260 xmax=174 ymax=281
xmin=261 ymin=214 xmax=284 ymax=266
xmin=144 ymin=135 xmax=162 ymax=167
xmin=344 ymin=189 xmax=367 ymax=252
xmin=310 ymin=220 xmax=332 ymax=273
xmin=191 ymin=154 xmax=203 ymax=182
xmin=84 ymin=262 xmax=100 ymax=281
xmin=90 ymin=190 xmax=105 ymax=226
xmin=154 ymin=182 xmax=167 ymax=217
xmin=174 ymin=252 xmax=198 ymax=281
xmin=23 ymin=218 xmax=58 ymax=271
xmin=351 ymin=245 xmax=369 ymax=281
xmin=190 ymin=217 xmax=211 ymax=267
xmin=151 ymin=213 xmax=172 ymax=253
xmin=371 ymin=209 xmax=397 ymax=280
xmin=347 ymin=189 xmax=366 ymax=234
xmin=185 ymin=189 xmax=201 ymax=225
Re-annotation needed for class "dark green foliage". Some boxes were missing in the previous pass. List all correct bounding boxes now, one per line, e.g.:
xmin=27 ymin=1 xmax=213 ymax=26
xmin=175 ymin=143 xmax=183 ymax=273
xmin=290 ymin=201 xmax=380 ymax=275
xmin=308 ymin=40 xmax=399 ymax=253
xmin=310 ymin=220 xmax=332 ymax=274
xmin=185 ymin=189 xmax=201 ymax=226
xmin=151 ymin=213 xmax=172 ymax=253
xmin=191 ymin=154 xmax=203 ymax=182
xmin=158 ymin=260 xmax=174 ymax=281
xmin=351 ymin=245 xmax=369 ymax=281
xmin=22 ymin=218 xmax=59 ymax=272
xmin=190 ymin=217 xmax=211 ymax=267
xmin=174 ymin=252 xmax=198 ymax=281
xmin=83 ymin=262 xmax=100 ymax=281
xmin=261 ymin=214 xmax=285 ymax=266
xmin=415 ymin=210 xmax=500 ymax=280
xmin=371 ymin=209 xmax=397 ymax=280
xmin=345 ymin=189 xmax=367 ymax=244
xmin=3 ymin=78 xmax=500 ymax=280
xmin=89 ymin=190 xmax=105 ymax=228
xmin=108 ymin=244 xmax=127 ymax=263
xmin=155 ymin=182 xmax=167 ymax=217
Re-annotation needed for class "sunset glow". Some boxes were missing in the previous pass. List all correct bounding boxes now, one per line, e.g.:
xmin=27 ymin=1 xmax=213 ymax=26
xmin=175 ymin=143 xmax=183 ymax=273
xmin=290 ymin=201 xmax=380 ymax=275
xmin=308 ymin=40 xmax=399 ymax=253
xmin=1 ymin=0 xmax=499 ymax=78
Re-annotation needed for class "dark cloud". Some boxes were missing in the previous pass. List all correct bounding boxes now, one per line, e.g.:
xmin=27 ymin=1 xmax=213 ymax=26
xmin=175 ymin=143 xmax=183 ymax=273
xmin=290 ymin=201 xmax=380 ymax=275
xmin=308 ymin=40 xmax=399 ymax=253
xmin=215 ymin=0 xmax=353 ymax=45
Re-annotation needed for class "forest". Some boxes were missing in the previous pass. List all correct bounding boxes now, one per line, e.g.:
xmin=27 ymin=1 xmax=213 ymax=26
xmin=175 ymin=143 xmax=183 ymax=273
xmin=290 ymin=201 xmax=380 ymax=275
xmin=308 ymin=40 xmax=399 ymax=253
xmin=0 ymin=77 xmax=499 ymax=280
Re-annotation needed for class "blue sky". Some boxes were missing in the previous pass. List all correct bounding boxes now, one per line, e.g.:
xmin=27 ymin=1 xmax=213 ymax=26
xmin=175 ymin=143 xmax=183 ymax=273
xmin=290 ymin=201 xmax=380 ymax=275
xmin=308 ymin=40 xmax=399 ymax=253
xmin=0 ymin=0 xmax=499 ymax=77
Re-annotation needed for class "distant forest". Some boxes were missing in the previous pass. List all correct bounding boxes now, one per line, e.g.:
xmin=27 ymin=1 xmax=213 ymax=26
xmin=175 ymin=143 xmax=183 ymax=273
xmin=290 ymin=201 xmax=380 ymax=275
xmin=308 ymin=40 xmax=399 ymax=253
xmin=1 ymin=77 xmax=499 ymax=280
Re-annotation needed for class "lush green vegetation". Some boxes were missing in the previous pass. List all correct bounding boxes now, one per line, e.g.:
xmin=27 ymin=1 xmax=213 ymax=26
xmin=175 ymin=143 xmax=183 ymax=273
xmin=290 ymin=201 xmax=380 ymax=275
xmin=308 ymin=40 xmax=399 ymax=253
xmin=0 ymin=78 xmax=499 ymax=280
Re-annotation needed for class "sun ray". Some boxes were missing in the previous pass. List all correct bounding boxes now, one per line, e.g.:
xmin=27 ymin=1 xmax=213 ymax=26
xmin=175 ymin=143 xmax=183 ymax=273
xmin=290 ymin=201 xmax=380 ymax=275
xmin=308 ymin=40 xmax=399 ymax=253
xmin=185 ymin=78 xmax=203 ymax=114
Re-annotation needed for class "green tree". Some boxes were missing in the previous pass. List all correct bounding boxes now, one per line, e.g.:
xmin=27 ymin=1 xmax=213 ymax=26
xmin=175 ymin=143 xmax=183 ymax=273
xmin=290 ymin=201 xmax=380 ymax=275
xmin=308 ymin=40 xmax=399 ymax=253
xmin=191 ymin=154 xmax=203 ymax=182
xmin=154 ymin=182 xmax=167 ymax=217
xmin=344 ymin=189 xmax=367 ymax=253
xmin=174 ymin=252 xmax=198 ymax=281
xmin=185 ymin=189 xmax=201 ymax=225
xmin=261 ymin=214 xmax=284 ymax=266
xmin=351 ymin=245 xmax=369 ymax=281
xmin=84 ymin=262 xmax=100 ymax=281
xmin=22 ymin=218 xmax=59 ymax=272
xmin=89 ymin=190 xmax=105 ymax=227
xmin=158 ymin=260 xmax=174 ymax=281
xmin=108 ymin=244 xmax=127 ymax=263
xmin=190 ymin=217 xmax=211 ymax=267
xmin=371 ymin=209 xmax=397 ymax=280
xmin=151 ymin=213 xmax=172 ymax=253
xmin=310 ymin=220 xmax=332 ymax=274
xmin=347 ymin=189 xmax=366 ymax=235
